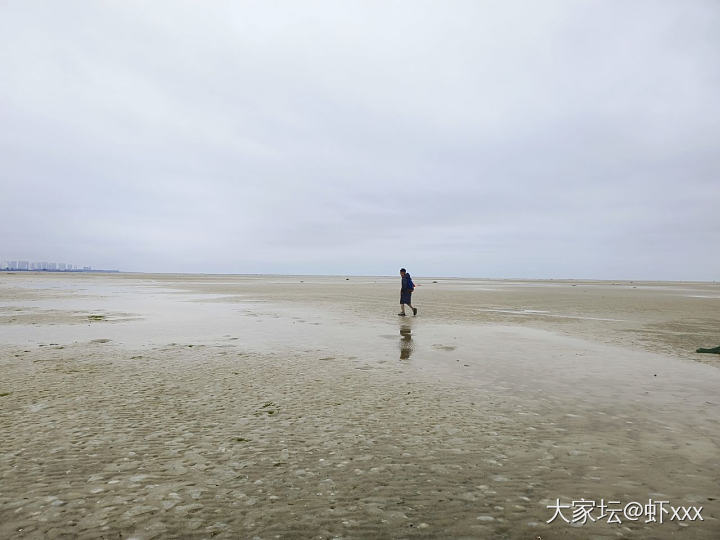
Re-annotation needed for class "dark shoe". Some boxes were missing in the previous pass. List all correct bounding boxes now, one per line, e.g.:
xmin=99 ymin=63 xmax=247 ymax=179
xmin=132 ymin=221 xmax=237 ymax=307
xmin=412 ymin=307 xmax=418 ymax=316
xmin=398 ymin=312 xmax=406 ymax=316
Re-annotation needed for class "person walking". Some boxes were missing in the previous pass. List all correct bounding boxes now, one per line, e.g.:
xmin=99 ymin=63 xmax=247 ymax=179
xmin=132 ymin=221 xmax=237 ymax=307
xmin=398 ymin=268 xmax=418 ymax=316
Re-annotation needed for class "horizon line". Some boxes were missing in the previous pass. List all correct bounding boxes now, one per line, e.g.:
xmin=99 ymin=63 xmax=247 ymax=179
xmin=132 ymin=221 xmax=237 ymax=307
xmin=4 ymin=269 xmax=716 ymax=284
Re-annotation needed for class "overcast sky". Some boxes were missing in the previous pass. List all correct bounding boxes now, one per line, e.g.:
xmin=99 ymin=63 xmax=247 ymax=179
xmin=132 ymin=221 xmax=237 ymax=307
xmin=1 ymin=1 xmax=718 ymax=279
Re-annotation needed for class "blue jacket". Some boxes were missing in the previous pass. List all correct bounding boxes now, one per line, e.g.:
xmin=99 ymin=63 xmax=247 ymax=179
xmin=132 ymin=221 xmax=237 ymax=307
xmin=401 ymin=274 xmax=414 ymax=292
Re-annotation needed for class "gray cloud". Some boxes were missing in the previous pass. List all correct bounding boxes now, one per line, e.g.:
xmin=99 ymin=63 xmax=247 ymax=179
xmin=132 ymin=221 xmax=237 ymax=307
xmin=1 ymin=1 xmax=718 ymax=279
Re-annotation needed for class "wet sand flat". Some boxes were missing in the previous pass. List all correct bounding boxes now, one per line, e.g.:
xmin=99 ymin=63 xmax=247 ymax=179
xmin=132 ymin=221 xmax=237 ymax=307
xmin=1 ymin=272 xmax=719 ymax=539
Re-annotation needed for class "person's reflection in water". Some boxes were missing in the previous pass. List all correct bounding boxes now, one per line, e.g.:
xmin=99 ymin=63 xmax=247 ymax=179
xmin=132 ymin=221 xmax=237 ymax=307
xmin=399 ymin=322 xmax=413 ymax=359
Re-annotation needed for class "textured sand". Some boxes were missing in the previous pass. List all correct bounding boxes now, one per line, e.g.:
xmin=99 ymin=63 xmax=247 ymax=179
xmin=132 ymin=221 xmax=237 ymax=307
xmin=1 ymin=272 xmax=719 ymax=539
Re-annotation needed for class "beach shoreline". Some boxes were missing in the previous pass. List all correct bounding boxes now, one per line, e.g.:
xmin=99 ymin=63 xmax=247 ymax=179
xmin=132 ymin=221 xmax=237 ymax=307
xmin=1 ymin=273 xmax=719 ymax=538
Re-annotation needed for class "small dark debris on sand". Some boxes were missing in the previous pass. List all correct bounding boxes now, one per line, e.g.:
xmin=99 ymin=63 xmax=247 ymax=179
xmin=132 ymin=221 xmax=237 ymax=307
xmin=256 ymin=401 xmax=279 ymax=416
xmin=696 ymin=345 xmax=720 ymax=354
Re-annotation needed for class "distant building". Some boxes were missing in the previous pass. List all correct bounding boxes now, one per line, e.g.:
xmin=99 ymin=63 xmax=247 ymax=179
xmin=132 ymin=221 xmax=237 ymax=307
xmin=1 ymin=259 xmax=104 ymax=272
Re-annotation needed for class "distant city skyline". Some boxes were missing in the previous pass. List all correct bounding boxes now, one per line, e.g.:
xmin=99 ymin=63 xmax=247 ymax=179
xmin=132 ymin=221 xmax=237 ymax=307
xmin=1 ymin=259 xmax=95 ymax=272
